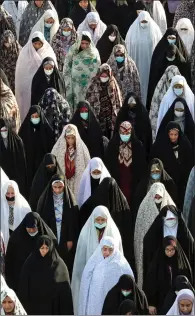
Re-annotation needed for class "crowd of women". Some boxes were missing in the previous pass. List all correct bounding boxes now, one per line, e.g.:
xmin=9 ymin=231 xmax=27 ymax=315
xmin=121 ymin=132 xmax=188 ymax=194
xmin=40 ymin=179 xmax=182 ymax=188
xmin=0 ymin=0 xmax=194 ymax=315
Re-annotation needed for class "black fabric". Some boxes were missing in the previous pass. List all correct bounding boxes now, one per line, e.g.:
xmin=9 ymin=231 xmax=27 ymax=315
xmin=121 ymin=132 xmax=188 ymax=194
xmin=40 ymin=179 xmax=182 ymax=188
xmin=160 ymin=275 xmax=195 ymax=314
xmin=54 ymin=0 xmax=76 ymax=22
xmin=188 ymin=196 xmax=195 ymax=239
xmin=18 ymin=235 xmax=73 ymax=315
xmin=29 ymin=153 xmax=63 ymax=211
xmin=118 ymin=299 xmax=138 ymax=315
xmin=0 ymin=67 xmax=10 ymax=87
xmin=90 ymin=176 xmax=100 ymax=193
xmin=96 ymin=24 xmax=125 ymax=64
xmin=105 ymin=125 xmax=147 ymax=207
xmin=36 ymin=174 xmax=79 ymax=276
xmin=134 ymin=158 xmax=178 ymax=222
xmin=31 ymin=57 xmax=66 ymax=106
xmin=114 ymin=92 xmax=152 ymax=156
xmin=70 ymin=101 xmax=105 ymax=159
xmin=70 ymin=0 xmax=96 ymax=29
xmin=143 ymin=236 xmax=193 ymax=312
xmin=147 ymin=45 xmax=191 ymax=110
xmin=0 ymin=118 xmax=28 ymax=197
xmin=79 ymin=177 xmax=135 ymax=268
xmin=150 ymin=121 xmax=194 ymax=208
xmin=19 ymin=105 xmax=54 ymax=189
xmin=143 ymin=205 xmax=194 ymax=285
xmin=157 ymin=97 xmax=195 ymax=149
xmin=102 ymin=274 xmax=148 ymax=315
xmin=5 ymin=212 xmax=57 ymax=293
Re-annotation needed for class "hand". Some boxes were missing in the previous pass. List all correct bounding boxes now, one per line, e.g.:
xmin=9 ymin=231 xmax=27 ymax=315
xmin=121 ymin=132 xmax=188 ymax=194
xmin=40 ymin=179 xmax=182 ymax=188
xmin=149 ymin=306 xmax=157 ymax=315
xmin=67 ymin=241 xmax=73 ymax=251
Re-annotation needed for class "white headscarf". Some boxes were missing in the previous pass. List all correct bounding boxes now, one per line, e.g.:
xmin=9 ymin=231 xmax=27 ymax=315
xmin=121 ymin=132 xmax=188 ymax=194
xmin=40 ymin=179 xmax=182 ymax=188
xmin=15 ymin=31 xmax=57 ymax=123
xmin=51 ymin=124 xmax=90 ymax=198
xmin=0 ymin=168 xmax=9 ymax=188
xmin=71 ymin=206 xmax=123 ymax=314
xmin=125 ymin=11 xmax=162 ymax=105
xmin=176 ymin=18 xmax=195 ymax=56
xmin=167 ymin=289 xmax=195 ymax=315
xmin=134 ymin=182 xmax=175 ymax=289
xmin=77 ymin=157 xmax=111 ymax=208
xmin=157 ymin=75 xmax=195 ymax=132
xmin=1 ymin=180 xmax=31 ymax=249
xmin=163 ymin=209 xmax=178 ymax=238
xmin=77 ymin=12 xmax=107 ymax=45
xmin=78 ymin=236 xmax=134 ymax=315
xmin=152 ymin=0 xmax=167 ymax=35
xmin=30 ymin=9 xmax=59 ymax=44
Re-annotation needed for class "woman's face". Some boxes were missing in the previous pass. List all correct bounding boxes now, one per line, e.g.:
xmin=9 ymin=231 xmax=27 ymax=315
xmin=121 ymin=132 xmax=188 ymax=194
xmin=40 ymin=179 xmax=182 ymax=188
xmin=79 ymin=0 xmax=88 ymax=9
xmin=45 ymin=17 xmax=54 ymax=24
xmin=31 ymin=112 xmax=39 ymax=119
xmin=6 ymin=186 xmax=15 ymax=206
xmin=52 ymin=181 xmax=64 ymax=195
xmin=32 ymin=40 xmax=43 ymax=50
xmin=94 ymin=216 xmax=107 ymax=225
xmin=66 ymin=135 xmax=75 ymax=146
xmin=168 ymin=129 xmax=179 ymax=143
xmin=179 ymin=299 xmax=193 ymax=315
xmin=102 ymin=245 xmax=114 ymax=258
xmin=39 ymin=243 xmax=49 ymax=257
xmin=165 ymin=245 xmax=176 ymax=258
xmin=2 ymin=296 xmax=15 ymax=314
xmin=34 ymin=0 xmax=44 ymax=7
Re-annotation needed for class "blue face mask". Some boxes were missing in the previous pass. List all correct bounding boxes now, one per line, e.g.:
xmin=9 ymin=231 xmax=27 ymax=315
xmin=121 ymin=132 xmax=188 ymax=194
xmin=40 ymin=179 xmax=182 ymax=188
xmin=45 ymin=23 xmax=53 ymax=28
xmin=168 ymin=38 xmax=176 ymax=45
xmin=63 ymin=31 xmax=71 ymax=37
xmin=31 ymin=117 xmax=40 ymax=125
xmin=115 ymin=56 xmax=125 ymax=63
xmin=174 ymin=88 xmax=183 ymax=96
xmin=80 ymin=112 xmax=88 ymax=120
xmin=94 ymin=222 xmax=107 ymax=229
xmin=151 ymin=173 xmax=161 ymax=180
xmin=120 ymin=134 xmax=131 ymax=142
xmin=121 ymin=290 xmax=132 ymax=297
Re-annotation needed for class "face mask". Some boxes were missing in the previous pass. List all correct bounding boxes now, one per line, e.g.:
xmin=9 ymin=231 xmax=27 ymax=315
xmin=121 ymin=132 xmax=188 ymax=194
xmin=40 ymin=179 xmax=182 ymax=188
xmin=151 ymin=173 xmax=161 ymax=180
xmin=166 ymin=56 xmax=175 ymax=61
xmin=80 ymin=112 xmax=88 ymax=120
xmin=174 ymin=88 xmax=183 ymax=96
xmin=91 ymin=173 xmax=101 ymax=179
xmin=45 ymin=22 xmax=53 ymax=28
xmin=174 ymin=110 xmax=184 ymax=118
xmin=31 ymin=117 xmax=41 ymax=125
xmin=140 ymin=22 xmax=148 ymax=28
xmin=94 ymin=222 xmax=107 ymax=229
xmin=44 ymin=69 xmax=53 ymax=76
xmin=1 ymin=130 xmax=8 ymax=139
xmin=168 ymin=38 xmax=176 ymax=44
xmin=108 ymin=35 xmax=116 ymax=42
xmin=175 ymin=291 xmax=178 ymax=295
xmin=4 ymin=42 xmax=11 ymax=48
xmin=28 ymin=230 xmax=39 ymax=237
xmin=164 ymin=219 xmax=177 ymax=228
xmin=116 ymin=56 xmax=124 ymax=63
xmin=63 ymin=31 xmax=71 ymax=37
xmin=100 ymin=77 xmax=109 ymax=83
xmin=120 ymin=134 xmax=131 ymax=142
xmin=154 ymin=197 xmax=163 ymax=204
xmin=6 ymin=196 xmax=15 ymax=202
xmin=121 ymin=290 xmax=132 ymax=297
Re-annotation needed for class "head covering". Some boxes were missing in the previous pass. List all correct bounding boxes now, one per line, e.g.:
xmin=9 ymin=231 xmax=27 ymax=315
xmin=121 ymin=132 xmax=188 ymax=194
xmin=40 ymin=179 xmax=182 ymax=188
xmin=71 ymin=206 xmax=123 ymax=313
xmin=167 ymin=289 xmax=195 ymax=315
xmin=1 ymin=180 xmax=31 ymax=249
xmin=147 ymin=0 xmax=167 ymax=35
xmin=134 ymin=182 xmax=175 ymax=288
xmin=125 ymin=11 xmax=162 ymax=105
xmin=70 ymin=0 xmax=96 ymax=30
xmin=51 ymin=18 xmax=77 ymax=72
xmin=173 ymin=0 xmax=195 ymax=27
xmin=30 ymin=9 xmax=59 ymax=44
xmin=1 ymin=231 xmax=6 ymax=277
xmin=1 ymin=284 xmax=27 ymax=315
xmin=15 ymin=31 xmax=57 ymax=123
xmin=77 ymin=12 xmax=107 ymax=45
xmin=51 ymin=124 xmax=90 ymax=197
xmin=183 ymin=166 xmax=195 ymax=223
xmin=107 ymin=44 xmax=141 ymax=100
xmin=78 ymin=236 xmax=134 ymax=315
xmin=0 ymin=5 xmax=16 ymax=38
xmin=119 ymin=299 xmax=138 ymax=315
xmin=39 ymin=88 xmax=71 ymax=142
xmin=77 ymin=158 xmax=111 ymax=207
xmin=175 ymin=18 xmax=195 ymax=55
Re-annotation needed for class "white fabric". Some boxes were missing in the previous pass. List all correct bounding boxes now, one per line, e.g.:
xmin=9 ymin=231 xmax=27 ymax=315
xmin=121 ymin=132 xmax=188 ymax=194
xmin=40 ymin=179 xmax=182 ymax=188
xmin=15 ymin=31 xmax=57 ymax=123
xmin=2 ymin=0 xmax=28 ymax=39
xmin=78 ymin=236 xmax=134 ymax=315
xmin=152 ymin=0 xmax=167 ymax=35
xmin=51 ymin=124 xmax=90 ymax=198
xmin=77 ymin=157 xmax=111 ymax=208
xmin=175 ymin=18 xmax=195 ymax=56
xmin=157 ymin=75 xmax=195 ymax=132
xmin=0 ymin=168 xmax=9 ymax=188
xmin=167 ymin=289 xmax=195 ymax=315
xmin=163 ymin=210 xmax=178 ymax=237
xmin=125 ymin=11 xmax=162 ymax=106
xmin=77 ymin=12 xmax=107 ymax=45
xmin=1 ymin=180 xmax=31 ymax=249
xmin=71 ymin=206 xmax=123 ymax=314
xmin=134 ymin=182 xmax=175 ymax=289
xmin=30 ymin=9 xmax=59 ymax=44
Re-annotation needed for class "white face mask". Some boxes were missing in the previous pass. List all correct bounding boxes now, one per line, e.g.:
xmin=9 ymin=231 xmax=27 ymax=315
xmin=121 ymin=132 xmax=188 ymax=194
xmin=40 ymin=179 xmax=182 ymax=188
xmin=28 ymin=230 xmax=39 ymax=237
xmin=167 ymin=56 xmax=175 ymax=61
xmin=100 ymin=77 xmax=109 ymax=83
xmin=174 ymin=110 xmax=184 ymax=118
xmin=108 ymin=35 xmax=116 ymax=42
xmin=91 ymin=173 xmax=101 ymax=179
xmin=140 ymin=22 xmax=148 ymax=28
xmin=44 ymin=69 xmax=53 ymax=76
xmin=174 ymin=88 xmax=184 ymax=96
xmin=154 ymin=197 xmax=163 ymax=204
xmin=164 ymin=218 xmax=177 ymax=228
xmin=1 ymin=130 xmax=8 ymax=139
